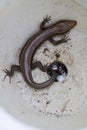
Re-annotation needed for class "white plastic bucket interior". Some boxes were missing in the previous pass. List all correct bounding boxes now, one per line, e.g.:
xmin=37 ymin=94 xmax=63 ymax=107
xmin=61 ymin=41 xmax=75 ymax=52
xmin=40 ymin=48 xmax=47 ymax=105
xmin=0 ymin=0 xmax=87 ymax=130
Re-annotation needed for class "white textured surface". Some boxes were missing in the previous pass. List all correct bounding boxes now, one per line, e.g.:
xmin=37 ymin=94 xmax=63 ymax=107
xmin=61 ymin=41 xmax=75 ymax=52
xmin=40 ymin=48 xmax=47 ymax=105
xmin=0 ymin=0 xmax=87 ymax=130
xmin=0 ymin=107 xmax=38 ymax=130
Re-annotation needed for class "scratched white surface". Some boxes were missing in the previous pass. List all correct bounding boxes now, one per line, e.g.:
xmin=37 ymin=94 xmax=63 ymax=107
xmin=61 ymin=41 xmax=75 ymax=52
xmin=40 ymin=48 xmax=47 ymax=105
xmin=0 ymin=0 xmax=87 ymax=130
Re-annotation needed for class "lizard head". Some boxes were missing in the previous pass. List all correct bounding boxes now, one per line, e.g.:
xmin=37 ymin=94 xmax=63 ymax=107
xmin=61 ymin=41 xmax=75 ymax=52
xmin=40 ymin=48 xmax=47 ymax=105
xmin=55 ymin=20 xmax=77 ymax=34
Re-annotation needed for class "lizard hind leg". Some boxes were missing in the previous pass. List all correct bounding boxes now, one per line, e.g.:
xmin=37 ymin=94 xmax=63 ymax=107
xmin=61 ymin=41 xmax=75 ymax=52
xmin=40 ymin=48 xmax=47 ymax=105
xmin=32 ymin=61 xmax=47 ymax=72
xmin=3 ymin=65 xmax=21 ymax=83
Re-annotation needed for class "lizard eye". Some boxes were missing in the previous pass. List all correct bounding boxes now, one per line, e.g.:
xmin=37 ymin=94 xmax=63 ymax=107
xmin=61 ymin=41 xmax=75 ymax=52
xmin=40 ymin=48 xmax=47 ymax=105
xmin=47 ymin=61 xmax=68 ymax=82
